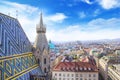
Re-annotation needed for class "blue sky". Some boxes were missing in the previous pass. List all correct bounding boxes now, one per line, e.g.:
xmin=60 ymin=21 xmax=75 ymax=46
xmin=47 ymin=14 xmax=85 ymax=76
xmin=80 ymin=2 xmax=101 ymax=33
xmin=0 ymin=0 xmax=120 ymax=42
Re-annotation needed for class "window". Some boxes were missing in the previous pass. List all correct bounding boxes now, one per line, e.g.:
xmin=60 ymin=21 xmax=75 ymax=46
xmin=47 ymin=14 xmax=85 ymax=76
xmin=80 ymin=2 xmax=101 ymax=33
xmin=63 ymin=67 xmax=65 ymax=70
xmin=67 ymin=67 xmax=69 ymax=70
xmin=76 ymin=78 xmax=78 ymax=80
xmin=76 ymin=74 xmax=78 ymax=77
xmin=48 ymin=65 xmax=50 ymax=70
xmin=72 ymin=78 xmax=74 ymax=80
xmin=63 ymin=74 xmax=65 ymax=77
xmin=67 ymin=74 xmax=69 ymax=77
xmin=37 ymin=59 xmax=40 ymax=64
xmin=80 ymin=78 xmax=82 ymax=80
xmin=44 ymin=58 xmax=46 ymax=64
xmin=37 ymin=51 xmax=39 ymax=53
xmin=84 ymin=67 xmax=87 ymax=70
xmin=55 ymin=73 xmax=57 ymax=76
xmin=88 ymin=68 xmax=91 ymax=70
xmin=93 ymin=74 xmax=96 ymax=77
xmin=59 ymin=78 xmax=61 ymax=80
xmin=72 ymin=74 xmax=74 ymax=77
xmin=80 ymin=74 xmax=82 ymax=77
xmin=59 ymin=73 xmax=61 ymax=76
xmin=76 ymin=67 xmax=78 ymax=70
xmin=44 ymin=68 xmax=46 ymax=73
xmin=71 ymin=67 xmax=74 ymax=70
xmin=80 ymin=67 xmax=82 ymax=70
xmin=89 ymin=74 xmax=91 ymax=77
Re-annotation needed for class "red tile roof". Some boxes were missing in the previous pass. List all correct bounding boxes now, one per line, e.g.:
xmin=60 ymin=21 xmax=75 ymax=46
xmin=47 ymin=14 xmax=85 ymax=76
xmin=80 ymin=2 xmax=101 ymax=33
xmin=53 ymin=62 xmax=98 ymax=72
xmin=84 ymin=48 xmax=91 ymax=53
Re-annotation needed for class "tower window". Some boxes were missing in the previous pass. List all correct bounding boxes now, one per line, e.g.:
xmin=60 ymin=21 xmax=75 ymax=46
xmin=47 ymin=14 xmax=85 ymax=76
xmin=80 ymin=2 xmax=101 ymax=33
xmin=44 ymin=68 xmax=46 ymax=73
xmin=37 ymin=51 xmax=39 ymax=53
xmin=44 ymin=58 xmax=46 ymax=64
xmin=37 ymin=59 xmax=40 ymax=64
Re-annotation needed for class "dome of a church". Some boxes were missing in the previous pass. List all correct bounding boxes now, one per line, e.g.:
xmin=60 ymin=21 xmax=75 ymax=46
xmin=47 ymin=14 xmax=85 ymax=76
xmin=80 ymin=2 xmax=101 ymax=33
xmin=49 ymin=40 xmax=55 ymax=49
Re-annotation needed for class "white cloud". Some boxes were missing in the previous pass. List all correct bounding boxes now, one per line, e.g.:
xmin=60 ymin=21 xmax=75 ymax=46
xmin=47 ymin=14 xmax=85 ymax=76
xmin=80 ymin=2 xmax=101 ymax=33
xmin=0 ymin=1 xmax=41 ymax=42
xmin=98 ymin=0 xmax=120 ymax=9
xmin=0 ymin=1 xmax=120 ymax=42
xmin=79 ymin=12 xmax=86 ymax=18
xmin=80 ymin=0 xmax=95 ymax=4
xmin=84 ymin=0 xmax=93 ymax=4
xmin=1 ymin=1 xmax=39 ymax=14
xmin=88 ymin=18 xmax=120 ymax=29
xmin=74 ymin=0 xmax=120 ymax=9
xmin=0 ymin=1 xmax=68 ymax=42
xmin=45 ymin=13 xmax=67 ymax=23
xmin=47 ymin=18 xmax=120 ymax=41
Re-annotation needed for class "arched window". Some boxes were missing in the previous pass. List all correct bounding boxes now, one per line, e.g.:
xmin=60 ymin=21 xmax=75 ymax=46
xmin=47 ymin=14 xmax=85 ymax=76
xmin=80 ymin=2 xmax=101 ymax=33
xmin=37 ymin=59 xmax=40 ymax=64
xmin=44 ymin=58 xmax=46 ymax=64
xmin=44 ymin=68 xmax=46 ymax=73
xmin=37 ymin=51 xmax=39 ymax=53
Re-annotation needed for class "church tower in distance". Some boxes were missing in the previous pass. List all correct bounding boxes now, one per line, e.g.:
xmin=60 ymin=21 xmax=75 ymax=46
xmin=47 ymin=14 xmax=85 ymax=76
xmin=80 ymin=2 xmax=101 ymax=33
xmin=34 ymin=13 xmax=50 ymax=74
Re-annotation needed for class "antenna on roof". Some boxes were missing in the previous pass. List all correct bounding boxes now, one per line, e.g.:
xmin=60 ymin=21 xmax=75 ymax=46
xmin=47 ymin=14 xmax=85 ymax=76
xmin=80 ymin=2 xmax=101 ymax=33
xmin=16 ymin=10 xmax=18 ymax=19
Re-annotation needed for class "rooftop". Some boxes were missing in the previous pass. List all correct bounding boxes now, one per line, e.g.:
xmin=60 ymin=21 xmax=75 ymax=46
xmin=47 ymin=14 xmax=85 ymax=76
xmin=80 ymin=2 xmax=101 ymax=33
xmin=53 ymin=62 xmax=98 ymax=72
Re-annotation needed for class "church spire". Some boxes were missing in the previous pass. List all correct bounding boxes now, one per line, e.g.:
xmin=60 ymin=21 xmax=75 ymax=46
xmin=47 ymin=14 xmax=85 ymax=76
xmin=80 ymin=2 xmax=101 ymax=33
xmin=36 ymin=12 xmax=46 ymax=33
xmin=34 ymin=13 xmax=48 ymax=51
xmin=34 ymin=13 xmax=50 ymax=74
xmin=40 ymin=12 xmax=43 ymax=27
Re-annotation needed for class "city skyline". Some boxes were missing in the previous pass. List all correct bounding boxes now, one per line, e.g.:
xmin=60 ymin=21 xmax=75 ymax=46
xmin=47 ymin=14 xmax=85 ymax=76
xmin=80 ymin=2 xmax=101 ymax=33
xmin=0 ymin=0 xmax=120 ymax=42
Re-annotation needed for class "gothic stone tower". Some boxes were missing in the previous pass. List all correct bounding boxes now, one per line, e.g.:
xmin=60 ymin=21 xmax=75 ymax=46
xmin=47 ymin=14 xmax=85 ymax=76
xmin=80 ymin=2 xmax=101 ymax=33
xmin=34 ymin=13 xmax=50 ymax=74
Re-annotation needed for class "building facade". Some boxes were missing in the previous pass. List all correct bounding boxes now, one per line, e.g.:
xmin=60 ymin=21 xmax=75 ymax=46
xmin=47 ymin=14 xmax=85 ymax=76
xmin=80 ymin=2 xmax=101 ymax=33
xmin=52 ymin=62 xmax=98 ymax=80
xmin=99 ymin=55 xmax=120 ymax=80
xmin=108 ymin=64 xmax=120 ymax=80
